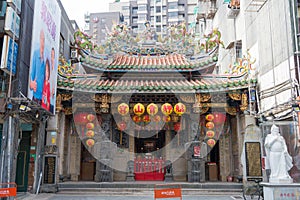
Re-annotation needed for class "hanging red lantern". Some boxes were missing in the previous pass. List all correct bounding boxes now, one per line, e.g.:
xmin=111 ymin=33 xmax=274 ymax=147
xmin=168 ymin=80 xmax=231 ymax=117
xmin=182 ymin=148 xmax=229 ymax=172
xmin=86 ymin=138 xmax=95 ymax=147
xmin=86 ymin=130 xmax=95 ymax=138
xmin=206 ymin=130 xmax=215 ymax=138
xmin=147 ymin=103 xmax=158 ymax=116
xmin=153 ymin=115 xmax=161 ymax=122
xmin=86 ymin=122 xmax=95 ymax=130
xmin=163 ymin=115 xmax=171 ymax=122
xmin=73 ymin=112 xmax=89 ymax=125
xmin=205 ymin=114 xmax=214 ymax=122
xmin=213 ymin=112 xmax=226 ymax=125
xmin=206 ymin=121 xmax=214 ymax=129
xmin=132 ymin=115 xmax=142 ymax=123
xmin=117 ymin=121 xmax=127 ymax=131
xmin=133 ymin=103 xmax=145 ymax=116
xmin=207 ymin=138 xmax=216 ymax=147
xmin=118 ymin=103 xmax=129 ymax=116
xmin=143 ymin=115 xmax=151 ymax=123
xmin=174 ymin=103 xmax=186 ymax=116
xmin=87 ymin=114 xmax=96 ymax=122
xmin=161 ymin=103 xmax=173 ymax=116
xmin=174 ymin=122 xmax=181 ymax=131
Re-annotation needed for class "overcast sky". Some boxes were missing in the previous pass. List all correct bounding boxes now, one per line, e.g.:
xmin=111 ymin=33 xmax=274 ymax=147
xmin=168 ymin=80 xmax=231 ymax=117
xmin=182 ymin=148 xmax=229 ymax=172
xmin=60 ymin=0 xmax=114 ymax=30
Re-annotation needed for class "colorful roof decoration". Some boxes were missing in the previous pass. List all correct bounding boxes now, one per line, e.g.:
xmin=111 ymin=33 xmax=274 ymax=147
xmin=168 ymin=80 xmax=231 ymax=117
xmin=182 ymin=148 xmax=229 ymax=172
xmin=57 ymin=72 xmax=256 ymax=93
xmin=56 ymin=22 xmax=256 ymax=95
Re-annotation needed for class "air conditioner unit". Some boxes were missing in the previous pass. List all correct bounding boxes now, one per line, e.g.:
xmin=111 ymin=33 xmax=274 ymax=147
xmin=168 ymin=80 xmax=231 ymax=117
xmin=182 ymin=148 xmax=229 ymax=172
xmin=71 ymin=50 xmax=77 ymax=59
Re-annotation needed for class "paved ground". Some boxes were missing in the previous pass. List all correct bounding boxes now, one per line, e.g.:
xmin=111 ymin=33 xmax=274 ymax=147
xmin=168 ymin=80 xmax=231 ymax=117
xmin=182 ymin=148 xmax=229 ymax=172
xmin=18 ymin=193 xmax=245 ymax=200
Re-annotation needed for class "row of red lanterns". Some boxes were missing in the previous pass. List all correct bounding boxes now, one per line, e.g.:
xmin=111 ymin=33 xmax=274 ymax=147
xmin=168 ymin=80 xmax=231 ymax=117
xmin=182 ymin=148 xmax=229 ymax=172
xmin=205 ymin=112 xmax=226 ymax=148
xmin=73 ymin=113 xmax=96 ymax=147
xmin=118 ymin=102 xmax=186 ymax=116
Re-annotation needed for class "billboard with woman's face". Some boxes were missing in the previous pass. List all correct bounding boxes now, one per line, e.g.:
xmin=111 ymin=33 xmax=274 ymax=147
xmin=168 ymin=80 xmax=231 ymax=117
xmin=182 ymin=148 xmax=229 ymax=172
xmin=27 ymin=0 xmax=61 ymax=114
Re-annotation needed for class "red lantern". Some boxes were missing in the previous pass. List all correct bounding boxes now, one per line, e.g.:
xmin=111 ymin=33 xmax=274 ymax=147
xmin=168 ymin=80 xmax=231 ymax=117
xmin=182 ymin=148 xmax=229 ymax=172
xmin=143 ymin=115 xmax=151 ymax=123
xmin=118 ymin=121 xmax=127 ymax=131
xmin=147 ymin=103 xmax=158 ymax=116
xmin=86 ymin=130 xmax=95 ymax=138
xmin=86 ymin=122 xmax=95 ymax=130
xmin=213 ymin=112 xmax=226 ymax=125
xmin=133 ymin=103 xmax=145 ymax=116
xmin=206 ymin=130 xmax=215 ymax=138
xmin=73 ymin=113 xmax=89 ymax=125
xmin=153 ymin=115 xmax=161 ymax=122
xmin=163 ymin=115 xmax=171 ymax=122
xmin=132 ymin=115 xmax=142 ymax=123
xmin=205 ymin=114 xmax=214 ymax=122
xmin=174 ymin=103 xmax=186 ymax=116
xmin=87 ymin=114 xmax=96 ymax=122
xmin=86 ymin=138 xmax=95 ymax=147
xmin=118 ymin=103 xmax=129 ymax=116
xmin=206 ymin=122 xmax=214 ymax=129
xmin=161 ymin=103 xmax=173 ymax=116
xmin=174 ymin=122 xmax=181 ymax=131
xmin=207 ymin=138 xmax=216 ymax=147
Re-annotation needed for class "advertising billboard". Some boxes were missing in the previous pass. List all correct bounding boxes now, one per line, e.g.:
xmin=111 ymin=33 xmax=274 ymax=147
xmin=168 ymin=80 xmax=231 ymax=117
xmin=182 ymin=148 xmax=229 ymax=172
xmin=27 ymin=0 xmax=61 ymax=114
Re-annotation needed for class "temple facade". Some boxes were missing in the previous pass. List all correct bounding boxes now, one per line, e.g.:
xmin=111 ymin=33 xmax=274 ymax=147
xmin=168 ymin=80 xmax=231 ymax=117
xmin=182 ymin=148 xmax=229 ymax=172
xmin=49 ymin=23 xmax=257 ymax=183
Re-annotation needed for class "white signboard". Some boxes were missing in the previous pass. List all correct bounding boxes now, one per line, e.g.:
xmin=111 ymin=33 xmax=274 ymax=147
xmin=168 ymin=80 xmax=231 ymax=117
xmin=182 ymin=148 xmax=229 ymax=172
xmin=4 ymin=6 xmax=20 ymax=39
xmin=7 ymin=0 xmax=21 ymax=14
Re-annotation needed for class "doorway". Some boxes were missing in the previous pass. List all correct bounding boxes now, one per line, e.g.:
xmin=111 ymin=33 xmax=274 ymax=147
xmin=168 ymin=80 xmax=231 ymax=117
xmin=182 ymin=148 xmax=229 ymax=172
xmin=80 ymin=144 xmax=96 ymax=181
xmin=135 ymin=130 xmax=165 ymax=158
xmin=16 ymin=132 xmax=31 ymax=192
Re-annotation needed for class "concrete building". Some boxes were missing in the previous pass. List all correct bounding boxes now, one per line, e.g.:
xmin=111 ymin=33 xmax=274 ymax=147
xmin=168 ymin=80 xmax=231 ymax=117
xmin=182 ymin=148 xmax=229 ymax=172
xmin=0 ymin=0 xmax=77 ymax=193
xmin=84 ymin=12 xmax=123 ymax=44
xmin=202 ymin=0 xmax=300 ymax=183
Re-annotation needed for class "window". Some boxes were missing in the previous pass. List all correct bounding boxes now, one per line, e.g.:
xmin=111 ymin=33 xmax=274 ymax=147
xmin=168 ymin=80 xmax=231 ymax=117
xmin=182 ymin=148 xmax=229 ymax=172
xmin=156 ymin=0 xmax=161 ymax=3
xmin=156 ymin=16 xmax=161 ymax=22
xmin=169 ymin=2 xmax=178 ymax=10
xmin=156 ymin=26 xmax=161 ymax=32
xmin=235 ymin=40 xmax=242 ymax=60
xmin=132 ymin=7 xmax=138 ymax=15
xmin=156 ymin=6 xmax=161 ymax=13
xmin=138 ymin=5 xmax=147 ymax=11
xmin=138 ymin=14 xmax=147 ymax=21
xmin=59 ymin=34 xmax=64 ymax=56
xmin=168 ymin=12 xmax=178 ymax=19
xmin=122 ymin=6 xmax=129 ymax=11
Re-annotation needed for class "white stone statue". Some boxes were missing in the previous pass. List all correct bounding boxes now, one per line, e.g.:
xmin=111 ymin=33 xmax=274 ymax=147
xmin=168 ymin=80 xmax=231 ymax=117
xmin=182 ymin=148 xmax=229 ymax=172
xmin=264 ymin=124 xmax=293 ymax=183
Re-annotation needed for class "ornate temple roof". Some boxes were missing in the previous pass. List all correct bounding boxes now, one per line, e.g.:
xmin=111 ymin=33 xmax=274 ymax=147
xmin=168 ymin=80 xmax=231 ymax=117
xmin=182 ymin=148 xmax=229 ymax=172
xmin=57 ymin=23 xmax=256 ymax=94
xmin=57 ymin=72 xmax=256 ymax=93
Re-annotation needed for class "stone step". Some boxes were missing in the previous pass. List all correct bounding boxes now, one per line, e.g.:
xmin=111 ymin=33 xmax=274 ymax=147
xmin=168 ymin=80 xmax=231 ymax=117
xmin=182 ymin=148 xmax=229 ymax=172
xmin=57 ymin=181 xmax=243 ymax=196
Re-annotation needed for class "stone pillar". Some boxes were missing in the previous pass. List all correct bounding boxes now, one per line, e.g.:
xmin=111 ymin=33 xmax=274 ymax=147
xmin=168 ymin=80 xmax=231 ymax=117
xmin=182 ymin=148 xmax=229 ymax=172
xmin=69 ymin=133 xmax=81 ymax=181
xmin=165 ymin=130 xmax=172 ymax=160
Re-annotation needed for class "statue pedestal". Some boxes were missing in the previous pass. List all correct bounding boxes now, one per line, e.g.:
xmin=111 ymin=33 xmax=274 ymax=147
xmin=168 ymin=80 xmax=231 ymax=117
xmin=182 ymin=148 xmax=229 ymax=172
xmin=261 ymin=182 xmax=300 ymax=200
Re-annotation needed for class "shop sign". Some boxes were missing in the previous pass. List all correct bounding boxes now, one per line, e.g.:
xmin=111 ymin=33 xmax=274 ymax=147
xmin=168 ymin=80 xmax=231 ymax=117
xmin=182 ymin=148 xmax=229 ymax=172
xmin=43 ymin=155 xmax=57 ymax=184
xmin=0 ymin=35 xmax=18 ymax=75
xmin=4 ymin=6 xmax=20 ymax=39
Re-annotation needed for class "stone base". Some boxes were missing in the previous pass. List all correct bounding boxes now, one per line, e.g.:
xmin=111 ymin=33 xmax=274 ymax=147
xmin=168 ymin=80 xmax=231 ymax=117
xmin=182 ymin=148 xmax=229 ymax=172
xmin=261 ymin=182 xmax=300 ymax=200
xmin=269 ymin=177 xmax=293 ymax=184
xmin=40 ymin=184 xmax=58 ymax=193
xmin=164 ymin=174 xmax=173 ymax=182
xmin=126 ymin=174 xmax=135 ymax=181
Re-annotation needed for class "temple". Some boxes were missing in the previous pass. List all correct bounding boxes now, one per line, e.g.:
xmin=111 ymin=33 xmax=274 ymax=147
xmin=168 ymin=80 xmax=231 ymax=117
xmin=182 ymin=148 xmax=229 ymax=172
xmin=54 ymin=22 xmax=256 ymax=182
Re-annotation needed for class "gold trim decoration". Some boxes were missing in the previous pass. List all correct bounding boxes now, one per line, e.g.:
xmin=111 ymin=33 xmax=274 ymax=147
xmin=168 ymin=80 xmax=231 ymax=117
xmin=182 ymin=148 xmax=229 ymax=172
xmin=195 ymin=93 xmax=211 ymax=103
xmin=225 ymin=107 xmax=237 ymax=115
xmin=240 ymin=93 xmax=248 ymax=111
xmin=56 ymin=94 xmax=62 ymax=112
xmin=92 ymin=94 xmax=102 ymax=102
xmin=61 ymin=93 xmax=73 ymax=101
xmin=64 ymin=107 xmax=73 ymax=115
xmin=200 ymin=107 xmax=209 ymax=115
xmin=228 ymin=92 xmax=241 ymax=101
